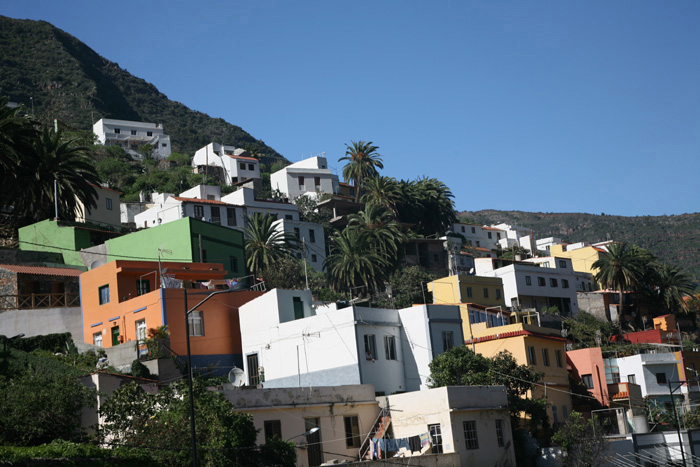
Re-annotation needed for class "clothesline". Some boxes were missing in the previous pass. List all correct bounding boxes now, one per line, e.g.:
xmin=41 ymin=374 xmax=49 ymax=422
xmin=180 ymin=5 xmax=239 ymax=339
xmin=369 ymin=432 xmax=431 ymax=460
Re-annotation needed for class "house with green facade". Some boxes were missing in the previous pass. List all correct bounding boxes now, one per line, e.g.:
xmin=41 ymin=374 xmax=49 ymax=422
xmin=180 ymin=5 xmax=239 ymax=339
xmin=103 ymin=217 xmax=245 ymax=277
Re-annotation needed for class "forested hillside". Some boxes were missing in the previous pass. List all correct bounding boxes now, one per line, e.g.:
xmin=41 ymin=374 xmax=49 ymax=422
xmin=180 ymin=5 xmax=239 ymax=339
xmin=461 ymin=209 xmax=700 ymax=286
xmin=0 ymin=16 xmax=285 ymax=165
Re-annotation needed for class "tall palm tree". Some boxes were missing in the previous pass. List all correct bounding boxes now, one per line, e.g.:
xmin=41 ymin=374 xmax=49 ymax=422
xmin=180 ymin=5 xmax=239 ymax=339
xmin=348 ymin=204 xmax=406 ymax=258
xmin=338 ymin=141 xmax=383 ymax=203
xmin=593 ymin=242 xmax=646 ymax=329
xmin=361 ymin=175 xmax=402 ymax=216
xmin=324 ymin=228 xmax=389 ymax=297
xmin=396 ymin=177 xmax=457 ymax=237
xmin=15 ymin=128 xmax=100 ymax=222
xmin=243 ymin=212 xmax=298 ymax=277
xmin=656 ymin=264 xmax=696 ymax=313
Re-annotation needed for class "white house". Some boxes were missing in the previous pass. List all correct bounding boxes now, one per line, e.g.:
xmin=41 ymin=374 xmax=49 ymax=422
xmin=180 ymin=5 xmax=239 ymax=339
xmin=75 ymin=184 xmax=122 ymax=229
xmin=449 ymin=223 xmax=505 ymax=254
xmin=609 ymin=352 xmax=684 ymax=401
xmin=386 ymin=386 xmax=516 ymax=466
xmin=270 ymin=156 xmax=340 ymax=201
xmin=272 ymin=218 xmax=326 ymax=271
xmin=93 ymin=118 xmax=171 ymax=159
xmin=474 ymin=256 xmax=586 ymax=315
xmin=239 ymin=289 xmax=464 ymax=396
xmin=191 ymin=143 xmax=260 ymax=186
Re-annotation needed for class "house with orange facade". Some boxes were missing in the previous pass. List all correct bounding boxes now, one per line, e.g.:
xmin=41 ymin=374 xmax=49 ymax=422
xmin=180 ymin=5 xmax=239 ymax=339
xmin=80 ymin=260 xmax=263 ymax=372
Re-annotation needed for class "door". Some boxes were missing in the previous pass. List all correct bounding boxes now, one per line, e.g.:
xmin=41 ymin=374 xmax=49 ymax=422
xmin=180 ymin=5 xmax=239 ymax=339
xmin=111 ymin=326 xmax=120 ymax=346
xmin=305 ymin=417 xmax=323 ymax=466
xmin=247 ymin=354 xmax=259 ymax=386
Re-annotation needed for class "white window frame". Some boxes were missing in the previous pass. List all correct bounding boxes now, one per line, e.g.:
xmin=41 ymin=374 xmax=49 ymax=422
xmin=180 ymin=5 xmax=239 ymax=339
xmin=189 ymin=311 xmax=204 ymax=336
xmin=136 ymin=319 xmax=147 ymax=343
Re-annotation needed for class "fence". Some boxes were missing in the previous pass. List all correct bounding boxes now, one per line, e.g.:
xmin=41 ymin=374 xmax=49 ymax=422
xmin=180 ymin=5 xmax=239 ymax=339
xmin=0 ymin=293 xmax=80 ymax=310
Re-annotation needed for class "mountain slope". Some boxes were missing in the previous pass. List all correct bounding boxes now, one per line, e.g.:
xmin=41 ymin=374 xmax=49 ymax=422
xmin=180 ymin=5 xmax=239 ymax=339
xmin=0 ymin=16 xmax=285 ymax=164
xmin=461 ymin=209 xmax=700 ymax=286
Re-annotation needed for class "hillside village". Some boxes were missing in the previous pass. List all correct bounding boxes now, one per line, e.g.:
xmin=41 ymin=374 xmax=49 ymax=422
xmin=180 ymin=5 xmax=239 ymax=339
xmin=2 ymin=112 xmax=700 ymax=467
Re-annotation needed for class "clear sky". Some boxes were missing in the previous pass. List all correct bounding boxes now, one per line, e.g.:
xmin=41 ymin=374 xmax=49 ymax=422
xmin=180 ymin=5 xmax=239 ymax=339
xmin=4 ymin=1 xmax=700 ymax=216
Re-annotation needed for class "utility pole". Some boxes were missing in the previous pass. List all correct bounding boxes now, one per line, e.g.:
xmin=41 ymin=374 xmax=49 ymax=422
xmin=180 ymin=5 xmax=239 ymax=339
xmin=302 ymin=237 xmax=309 ymax=290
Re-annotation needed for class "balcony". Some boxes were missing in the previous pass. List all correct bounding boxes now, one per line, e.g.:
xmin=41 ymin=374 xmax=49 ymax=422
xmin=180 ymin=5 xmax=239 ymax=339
xmin=0 ymin=293 xmax=81 ymax=310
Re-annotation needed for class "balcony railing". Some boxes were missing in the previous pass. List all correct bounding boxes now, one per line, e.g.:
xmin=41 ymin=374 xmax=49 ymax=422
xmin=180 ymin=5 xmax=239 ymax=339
xmin=0 ymin=293 xmax=81 ymax=310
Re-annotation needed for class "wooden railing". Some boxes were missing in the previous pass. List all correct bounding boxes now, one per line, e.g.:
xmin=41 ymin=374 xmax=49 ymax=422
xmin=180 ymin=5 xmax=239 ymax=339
xmin=0 ymin=293 xmax=80 ymax=310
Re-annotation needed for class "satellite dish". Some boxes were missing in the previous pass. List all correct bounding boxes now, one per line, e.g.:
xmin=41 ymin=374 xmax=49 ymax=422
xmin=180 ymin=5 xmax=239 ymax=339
xmin=228 ymin=367 xmax=245 ymax=387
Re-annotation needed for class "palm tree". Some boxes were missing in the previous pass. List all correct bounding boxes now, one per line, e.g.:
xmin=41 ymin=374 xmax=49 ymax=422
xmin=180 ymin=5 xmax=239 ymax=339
xmin=0 ymin=98 xmax=38 ymax=214
xmin=656 ymin=264 xmax=696 ymax=313
xmin=15 ymin=128 xmax=100 ymax=222
xmin=324 ymin=228 xmax=389 ymax=297
xmin=243 ymin=212 xmax=298 ymax=277
xmin=593 ymin=242 xmax=647 ymax=329
xmin=396 ymin=177 xmax=457 ymax=237
xmin=338 ymin=141 xmax=384 ymax=203
xmin=361 ymin=175 xmax=402 ymax=216
xmin=348 ymin=204 xmax=406 ymax=258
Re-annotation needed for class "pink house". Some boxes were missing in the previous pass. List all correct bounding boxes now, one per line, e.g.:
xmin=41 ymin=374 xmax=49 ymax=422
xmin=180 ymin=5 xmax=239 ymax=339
xmin=566 ymin=347 xmax=610 ymax=407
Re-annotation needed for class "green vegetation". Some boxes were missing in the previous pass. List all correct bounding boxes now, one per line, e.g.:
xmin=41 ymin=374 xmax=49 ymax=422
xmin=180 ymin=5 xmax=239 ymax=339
xmin=551 ymin=412 xmax=608 ymax=467
xmin=243 ymin=212 xmax=299 ymax=277
xmin=339 ymin=140 xmax=384 ymax=203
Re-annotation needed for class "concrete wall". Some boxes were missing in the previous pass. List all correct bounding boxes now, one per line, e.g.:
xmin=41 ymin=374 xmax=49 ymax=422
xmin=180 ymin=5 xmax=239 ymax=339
xmin=0 ymin=306 xmax=83 ymax=343
xmin=76 ymin=185 xmax=122 ymax=229
xmin=272 ymin=219 xmax=326 ymax=271
xmin=386 ymin=386 xmax=515 ymax=466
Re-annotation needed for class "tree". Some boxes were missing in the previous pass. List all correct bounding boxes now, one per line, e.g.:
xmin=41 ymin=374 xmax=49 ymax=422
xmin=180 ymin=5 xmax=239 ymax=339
xmin=260 ymin=255 xmax=339 ymax=301
xmin=243 ymin=212 xmax=298 ymax=277
xmin=551 ymin=411 xmax=608 ymax=467
xmin=372 ymin=266 xmax=438 ymax=309
xmin=99 ymin=379 xmax=294 ymax=466
xmin=593 ymin=243 xmax=647 ymax=329
xmin=338 ymin=140 xmax=384 ymax=203
xmin=13 ymin=128 xmax=101 ymax=222
xmin=361 ymin=175 xmax=402 ymax=216
xmin=396 ymin=177 xmax=457 ymax=237
xmin=655 ymin=264 xmax=696 ymax=313
xmin=348 ymin=204 xmax=406 ymax=259
xmin=324 ymin=228 xmax=389 ymax=297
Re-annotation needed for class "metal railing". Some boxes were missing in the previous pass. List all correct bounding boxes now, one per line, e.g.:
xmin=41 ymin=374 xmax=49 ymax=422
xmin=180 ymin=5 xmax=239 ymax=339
xmin=0 ymin=293 xmax=80 ymax=310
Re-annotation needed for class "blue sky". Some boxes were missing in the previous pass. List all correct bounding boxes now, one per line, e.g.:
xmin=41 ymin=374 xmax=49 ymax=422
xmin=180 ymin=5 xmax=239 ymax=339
xmin=4 ymin=1 xmax=700 ymax=216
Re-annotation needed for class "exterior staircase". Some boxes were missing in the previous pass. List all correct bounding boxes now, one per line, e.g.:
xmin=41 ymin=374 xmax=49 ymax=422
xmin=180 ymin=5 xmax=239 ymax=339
xmin=358 ymin=407 xmax=392 ymax=460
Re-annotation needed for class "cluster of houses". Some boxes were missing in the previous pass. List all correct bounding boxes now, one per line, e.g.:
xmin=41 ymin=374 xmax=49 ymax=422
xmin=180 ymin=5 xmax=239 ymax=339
xmin=2 ymin=118 xmax=698 ymax=466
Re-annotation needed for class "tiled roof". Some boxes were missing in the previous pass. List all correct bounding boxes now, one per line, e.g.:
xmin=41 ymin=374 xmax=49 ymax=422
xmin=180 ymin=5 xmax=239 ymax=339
xmin=0 ymin=264 xmax=83 ymax=277
xmin=171 ymin=197 xmax=233 ymax=206
xmin=611 ymin=391 xmax=629 ymax=400
xmin=228 ymin=155 xmax=259 ymax=162
xmin=466 ymin=329 xmax=567 ymax=344
xmin=88 ymin=183 xmax=123 ymax=194
xmin=482 ymin=226 xmax=503 ymax=231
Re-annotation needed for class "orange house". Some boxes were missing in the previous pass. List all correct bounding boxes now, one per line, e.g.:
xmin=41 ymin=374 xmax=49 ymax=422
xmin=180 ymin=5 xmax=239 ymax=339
xmin=80 ymin=260 xmax=263 ymax=372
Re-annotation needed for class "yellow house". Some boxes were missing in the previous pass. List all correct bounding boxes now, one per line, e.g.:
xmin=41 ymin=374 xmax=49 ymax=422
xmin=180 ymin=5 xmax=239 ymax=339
xmin=468 ymin=320 xmax=572 ymax=427
xmin=429 ymin=274 xmax=506 ymax=308
xmin=549 ymin=244 xmax=608 ymax=289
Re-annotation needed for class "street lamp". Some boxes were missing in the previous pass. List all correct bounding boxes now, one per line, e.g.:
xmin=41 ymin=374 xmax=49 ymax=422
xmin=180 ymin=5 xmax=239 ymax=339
xmin=286 ymin=426 xmax=319 ymax=442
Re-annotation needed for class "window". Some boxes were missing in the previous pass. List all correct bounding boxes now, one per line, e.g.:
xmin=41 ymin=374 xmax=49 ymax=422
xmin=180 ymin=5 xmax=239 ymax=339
xmin=555 ymin=350 xmax=563 ymax=368
xmin=628 ymin=374 xmax=636 ymax=385
xmin=298 ymin=176 xmax=305 ymax=189
xmin=442 ymin=331 xmax=454 ymax=352
xmin=483 ymin=288 xmax=489 ymax=298
xmin=461 ymin=226 xmax=465 ymax=232
xmin=559 ymin=260 xmax=566 ymax=268
xmin=582 ymin=374 xmax=593 ymax=389
xmin=293 ymin=297 xmax=304 ymax=320
xmin=496 ymin=289 xmax=501 ymax=300
xmin=467 ymin=287 xmax=473 ymax=298
xmin=562 ymin=279 xmax=569 ymax=289
xmin=114 ymin=128 xmax=120 ymax=134
xmin=229 ymin=256 xmax=239 ymax=273
xmin=193 ymin=205 xmax=204 ymax=218
xmin=248 ymin=163 xmax=255 ymax=171
xmin=93 ymin=332 xmax=103 ymax=347
xmin=495 ymin=419 xmax=505 ymax=447
xmin=210 ymin=206 xmax=220 ymax=224
xmin=189 ymin=311 xmax=204 ymax=336
xmin=476 ymin=241 xmax=480 ymax=247
xmin=285 ymin=214 xmax=293 ymax=220
xmin=542 ymin=348 xmax=550 ymax=367
xmin=161 ymin=143 xmax=167 ymax=148
xmin=550 ymin=278 xmax=558 ymax=287
xmin=497 ymin=233 xmax=501 ymax=239
xmin=98 ymin=285 xmax=110 ymax=305
xmin=428 ymin=424 xmax=443 ymax=454
xmin=433 ymin=254 xmax=439 ymax=262
xmin=130 ymin=129 xmax=137 ymax=135
xmin=562 ymin=405 xmax=568 ymax=420
xmin=552 ymin=405 xmax=559 ymax=424
xmin=344 ymin=416 xmax=361 ymax=448
xmin=240 ymin=162 xmax=246 ymax=170
xmin=136 ymin=279 xmax=150 ymax=296
xmin=309 ymin=229 xmax=316 ymax=243
xmin=311 ymin=254 xmax=317 ymax=263
xmin=471 ymin=227 xmax=476 ymax=233
xmin=136 ymin=319 xmax=147 ymax=342
xmin=314 ymin=176 xmax=321 ymax=187
xmin=525 ymin=276 xmax=532 ymax=286
xmin=364 ymin=335 xmax=376 ymax=360
xmin=227 ymin=208 xmax=236 ymax=226
xmin=656 ymin=373 xmax=667 ymax=384
xmin=538 ymin=277 xmax=546 ymax=286
xmin=147 ymin=131 xmax=152 ymax=137
xmin=488 ymin=232 xmax=492 ymax=239
xmin=247 ymin=353 xmax=260 ymax=386
xmin=527 ymin=346 xmax=537 ymax=365
xmin=384 ymin=336 xmax=397 ymax=360
xmin=264 ymin=420 xmax=282 ymax=442
xmin=106 ymin=198 xmax=113 ymax=210
xmin=463 ymin=421 xmax=478 ymax=450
